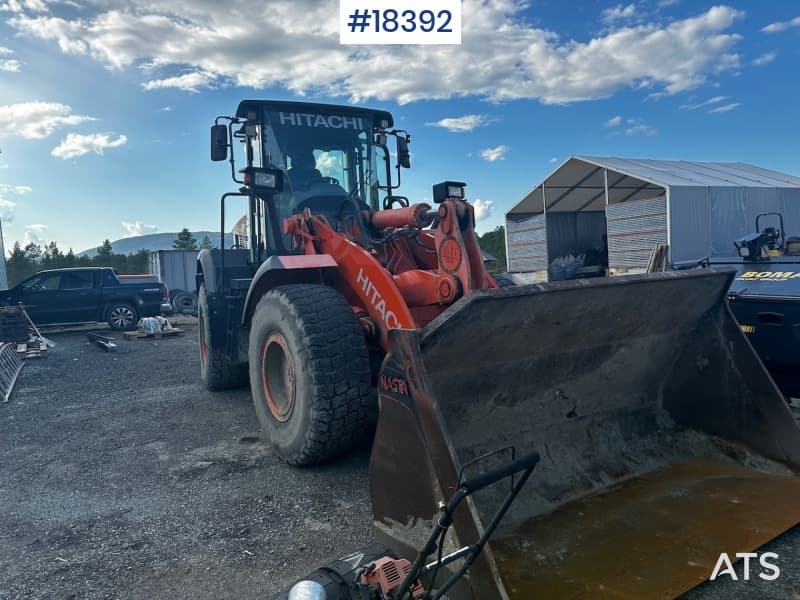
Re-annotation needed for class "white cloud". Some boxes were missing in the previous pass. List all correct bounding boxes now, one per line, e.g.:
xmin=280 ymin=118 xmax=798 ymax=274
xmin=481 ymin=145 xmax=509 ymax=162
xmin=142 ymin=71 xmax=217 ymax=92
xmin=0 ymin=46 xmax=19 ymax=71
xmin=472 ymin=198 xmax=494 ymax=221
xmin=160 ymin=105 xmax=173 ymax=111
xmin=0 ymin=59 xmax=20 ymax=71
xmin=426 ymin=115 xmax=494 ymax=132
xmin=23 ymin=223 xmax=47 ymax=246
xmin=708 ymin=102 xmax=739 ymax=114
xmin=602 ymin=4 xmax=636 ymax=25
xmin=549 ymin=157 xmax=559 ymax=163
xmin=4 ymin=3 xmax=745 ymax=105
xmin=624 ymin=118 xmax=657 ymax=136
xmin=0 ymin=0 xmax=48 ymax=13
xmin=0 ymin=101 xmax=94 ymax=139
xmin=605 ymin=115 xmax=623 ymax=127
xmin=0 ymin=198 xmax=17 ymax=221
xmin=0 ymin=184 xmax=32 ymax=195
xmin=51 ymin=132 xmax=127 ymax=159
xmin=680 ymin=95 xmax=728 ymax=110
xmin=121 ymin=220 xmax=158 ymax=237
xmin=0 ymin=184 xmax=31 ymax=223
xmin=762 ymin=17 xmax=800 ymax=34
xmin=752 ymin=51 xmax=777 ymax=66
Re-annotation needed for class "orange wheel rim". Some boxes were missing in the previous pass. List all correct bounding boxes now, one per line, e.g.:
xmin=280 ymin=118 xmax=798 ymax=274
xmin=261 ymin=333 xmax=296 ymax=422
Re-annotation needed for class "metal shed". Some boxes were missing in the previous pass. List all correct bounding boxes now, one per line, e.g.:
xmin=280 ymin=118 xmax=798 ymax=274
xmin=505 ymin=156 xmax=800 ymax=279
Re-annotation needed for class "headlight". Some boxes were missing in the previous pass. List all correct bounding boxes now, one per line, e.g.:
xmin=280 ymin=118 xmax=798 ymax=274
xmin=243 ymin=166 xmax=284 ymax=194
xmin=254 ymin=172 xmax=276 ymax=188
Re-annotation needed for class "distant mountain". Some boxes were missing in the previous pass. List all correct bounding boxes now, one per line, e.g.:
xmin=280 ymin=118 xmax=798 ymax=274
xmin=79 ymin=231 xmax=233 ymax=257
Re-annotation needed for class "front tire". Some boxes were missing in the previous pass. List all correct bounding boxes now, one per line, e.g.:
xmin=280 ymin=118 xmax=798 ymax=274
xmin=107 ymin=302 xmax=138 ymax=330
xmin=198 ymin=283 xmax=247 ymax=391
xmin=249 ymin=284 xmax=373 ymax=466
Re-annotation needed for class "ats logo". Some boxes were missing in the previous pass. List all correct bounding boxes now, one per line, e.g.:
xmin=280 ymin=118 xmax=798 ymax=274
xmin=379 ymin=375 xmax=409 ymax=396
xmin=711 ymin=552 xmax=780 ymax=582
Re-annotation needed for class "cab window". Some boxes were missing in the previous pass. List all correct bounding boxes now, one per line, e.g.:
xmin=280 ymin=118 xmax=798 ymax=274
xmin=63 ymin=271 xmax=95 ymax=290
xmin=313 ymin=149 xmax=349 ymax=191
xmin=23 ymin=273 xmax=62 ymax=291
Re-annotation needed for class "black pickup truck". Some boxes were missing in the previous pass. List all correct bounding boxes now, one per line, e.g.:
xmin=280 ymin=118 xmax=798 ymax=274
xmin=2 ymin=267 xmax=170 ymax=330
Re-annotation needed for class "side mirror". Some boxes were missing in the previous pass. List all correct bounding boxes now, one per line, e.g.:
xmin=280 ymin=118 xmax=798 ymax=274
xmin=210 ymin=124 xmax=228 ymax=162
xmin=397 ymin=136 xmax=411 ymax=169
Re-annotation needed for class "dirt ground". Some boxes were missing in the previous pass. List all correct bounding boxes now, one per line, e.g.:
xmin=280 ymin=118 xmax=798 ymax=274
xmin=1 ymin=319 xmax=798 ymax=599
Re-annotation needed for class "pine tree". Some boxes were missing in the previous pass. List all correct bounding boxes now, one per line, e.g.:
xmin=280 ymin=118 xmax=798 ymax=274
xmin=199 ymin=235 xmax=215 ymax=250
xmin=97 ymin=239 xmax=113 ymax=257
xmin=173 ymin=228 xmax=198 ymax=250
xmin=24 ymin=242 xmax=42 ymax=262
xmin=6 ymin=241 xmax=36 ymax=286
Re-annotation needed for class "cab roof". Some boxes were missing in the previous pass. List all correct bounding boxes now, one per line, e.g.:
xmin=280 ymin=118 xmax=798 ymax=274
xmin=235 ymin=100 xmax=394 ymax=128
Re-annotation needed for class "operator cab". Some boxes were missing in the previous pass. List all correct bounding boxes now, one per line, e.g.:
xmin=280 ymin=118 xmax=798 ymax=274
xmin=211 ymin=100 xmax=412 ymax=262
xmin=246 ymin=102 xmax=406 ymax=244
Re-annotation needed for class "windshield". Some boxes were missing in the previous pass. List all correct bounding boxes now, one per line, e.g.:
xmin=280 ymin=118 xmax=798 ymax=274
xmin=261 ymin=109 xmax=379 ymax=227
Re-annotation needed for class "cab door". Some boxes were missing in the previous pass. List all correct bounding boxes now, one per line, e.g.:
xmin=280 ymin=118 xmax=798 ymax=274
xmin=60 ymin=271 xmax=100 ymax=322
xmin=16 ymin=272 xmax=64 ymax=324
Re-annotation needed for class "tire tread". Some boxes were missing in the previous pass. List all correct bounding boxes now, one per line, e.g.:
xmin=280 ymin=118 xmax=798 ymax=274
xmin=251 ymin=284 xmax=374 ymax=466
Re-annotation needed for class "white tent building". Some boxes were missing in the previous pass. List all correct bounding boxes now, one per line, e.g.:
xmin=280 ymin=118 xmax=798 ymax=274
xmin=505 ymin=156 xmax=800 ymax=280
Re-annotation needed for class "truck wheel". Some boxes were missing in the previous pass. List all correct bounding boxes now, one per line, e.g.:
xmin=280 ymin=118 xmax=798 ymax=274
xmin=249 ymin=284 xmax=374 ymax=466
xmin=173 ymin=290 xmax=198 ymax=313
xmin=107 ymin=302 xmax=138 ymax=330
xmin=198 ymin=284 xmax=247 ymax=391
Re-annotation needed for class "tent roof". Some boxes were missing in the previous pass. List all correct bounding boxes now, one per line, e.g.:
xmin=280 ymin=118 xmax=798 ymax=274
xmin=508 ymin=156 xmax=800 ymax=216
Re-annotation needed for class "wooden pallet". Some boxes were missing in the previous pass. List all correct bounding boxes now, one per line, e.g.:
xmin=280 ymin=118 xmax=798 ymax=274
xmin=123 ymin=328 xmax=184 ymax=341
xmin=16 ymin=341 xmax=48 ymax=358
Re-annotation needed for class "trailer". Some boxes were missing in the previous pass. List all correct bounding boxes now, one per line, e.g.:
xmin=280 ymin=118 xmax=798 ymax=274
xmin=148 ymin=250 xmax=199 ymax=314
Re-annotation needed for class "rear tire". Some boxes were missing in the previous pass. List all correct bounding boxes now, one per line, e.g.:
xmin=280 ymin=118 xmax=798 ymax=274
xmin=106 ymin=302 xmax=138 ymax=330
xmin=173 ymin=290 xmax=198 ymax=313
xmin=249 ymin=284 xmax=374 ymax=466
xmin=199 ymin=283 xmax=247 ymax=391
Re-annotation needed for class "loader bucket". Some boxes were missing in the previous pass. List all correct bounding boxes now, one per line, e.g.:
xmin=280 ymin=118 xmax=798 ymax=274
xmin=369 ymin=269 xmax=800 ymax=600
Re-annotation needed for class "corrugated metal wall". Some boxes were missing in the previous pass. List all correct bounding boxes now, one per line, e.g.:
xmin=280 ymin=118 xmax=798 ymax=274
xmin=607 ymin=196 xmax=667 ymax=269
xmin=506 ymin=213 xmax=547 ymax=272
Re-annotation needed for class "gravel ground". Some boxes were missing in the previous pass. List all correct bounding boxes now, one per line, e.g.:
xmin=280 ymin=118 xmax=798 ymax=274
xmin=0 ymin=318 xmax=798 ymax=599
xmin=0 ymin=319 xmax=372 ymax=599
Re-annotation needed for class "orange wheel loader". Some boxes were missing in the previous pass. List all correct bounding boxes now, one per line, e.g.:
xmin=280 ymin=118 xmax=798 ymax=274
xmin=200 ymin=101 xmax=800 ymax=599
xmin=199 ymin=100 xmax=496 ymax=466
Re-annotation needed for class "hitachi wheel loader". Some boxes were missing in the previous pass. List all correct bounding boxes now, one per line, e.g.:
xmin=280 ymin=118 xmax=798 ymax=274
xmin=199 ymin=100 xmax=497 ymax=465
xmin=200 ymin=100 xmax=800 ymax=598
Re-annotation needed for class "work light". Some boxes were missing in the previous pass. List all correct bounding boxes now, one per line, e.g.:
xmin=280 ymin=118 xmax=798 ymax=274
xmin=433 ymin=181 xmax=466 ymax=203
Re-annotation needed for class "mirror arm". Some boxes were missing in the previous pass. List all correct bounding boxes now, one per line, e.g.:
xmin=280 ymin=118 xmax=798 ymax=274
xmin=228 ymin=122 xmax=243 ymax=184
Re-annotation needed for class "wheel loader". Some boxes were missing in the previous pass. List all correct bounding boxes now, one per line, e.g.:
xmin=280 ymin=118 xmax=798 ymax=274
xmin=201 ymin=100 xmax=800 ymax=597
xmin=199 ymin=100 xmax=497 ymax=465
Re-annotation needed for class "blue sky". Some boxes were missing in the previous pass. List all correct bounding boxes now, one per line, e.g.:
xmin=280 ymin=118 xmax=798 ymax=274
xmin=0 ymin=0 xmax=798 ymax=253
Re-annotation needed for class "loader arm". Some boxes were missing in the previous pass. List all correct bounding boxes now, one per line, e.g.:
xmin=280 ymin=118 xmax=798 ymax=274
xmin=284 ymin=211 xmax=416 ymax=349
xmin=283 ymin=198 xmax=494 ymax=348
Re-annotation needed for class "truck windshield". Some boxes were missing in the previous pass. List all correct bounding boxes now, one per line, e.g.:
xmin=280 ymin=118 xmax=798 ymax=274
xmin=261 ymin=109 xmax=378 ymax=224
